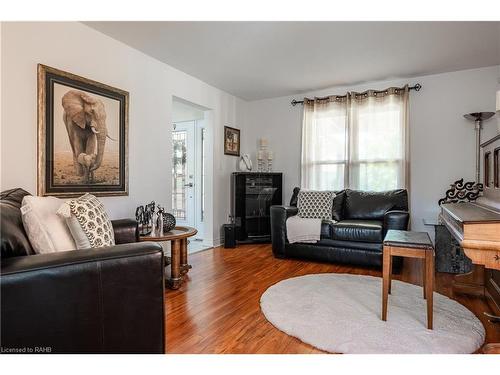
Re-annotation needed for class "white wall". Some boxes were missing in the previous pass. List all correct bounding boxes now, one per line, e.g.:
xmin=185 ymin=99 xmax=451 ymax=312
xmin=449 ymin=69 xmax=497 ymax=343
xmin=0 ymin=22 xmax=245 ymax=246
xmin=243 ymin=65 xmax=500 ymax=235
xmin=172 ymin=98 xmax=206 ymax=123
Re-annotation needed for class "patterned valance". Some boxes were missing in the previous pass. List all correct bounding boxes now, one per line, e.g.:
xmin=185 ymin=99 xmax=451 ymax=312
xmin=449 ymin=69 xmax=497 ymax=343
xmin=351 ymin=85 xmax=409 ymax=100
xmin=303 ymin=94 xmax=349 ymax=106
xmin=303 ymin=85 xmax=409 ymax=105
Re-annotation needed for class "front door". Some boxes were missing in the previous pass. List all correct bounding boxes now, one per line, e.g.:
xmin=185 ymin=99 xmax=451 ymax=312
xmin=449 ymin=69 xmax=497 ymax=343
xmin=172 ymin=121 xmax=196 ymax=227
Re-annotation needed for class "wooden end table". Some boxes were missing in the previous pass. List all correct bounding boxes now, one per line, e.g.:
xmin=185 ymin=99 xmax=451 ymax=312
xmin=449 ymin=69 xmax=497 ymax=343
xmin=139 ymin=226 xmax=197 ymax=289
xmin=382 ymin=230 xmax=435 ymax=330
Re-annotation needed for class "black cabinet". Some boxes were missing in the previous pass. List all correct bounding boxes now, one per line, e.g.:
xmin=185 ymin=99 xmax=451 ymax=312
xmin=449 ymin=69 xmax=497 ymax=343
xmin=231 ymin=172 xmax=282 ymax=243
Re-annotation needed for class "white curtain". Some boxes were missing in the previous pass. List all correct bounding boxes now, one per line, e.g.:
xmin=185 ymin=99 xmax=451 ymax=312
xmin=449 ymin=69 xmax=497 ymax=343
xmin=301 ymin=96 xmax=349 ymax=190
xmin=301 ymin=86 xmax=409 ymax=191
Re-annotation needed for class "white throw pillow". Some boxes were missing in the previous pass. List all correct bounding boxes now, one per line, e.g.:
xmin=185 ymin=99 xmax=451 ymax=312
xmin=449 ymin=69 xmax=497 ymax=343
xmin=57 ymin=193 xmax=115 ymax=249
xmin=21 ymin=196 xmax=77 ymax=254
xmin=297 ymin=190 xmax=336 ymax=220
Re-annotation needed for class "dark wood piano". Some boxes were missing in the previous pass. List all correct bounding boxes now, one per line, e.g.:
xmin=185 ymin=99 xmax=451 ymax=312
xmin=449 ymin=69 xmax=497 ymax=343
xmin=440 ymin=201 xmax=500 ymax=354
xmin=440 ymin=202 xmax=500 ymax=271
xmin=440 ymin=134 xmax=500 ymax=353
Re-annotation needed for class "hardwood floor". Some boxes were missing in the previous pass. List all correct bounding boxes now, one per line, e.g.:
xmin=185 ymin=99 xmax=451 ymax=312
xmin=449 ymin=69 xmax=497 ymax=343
xmin=165 ymin=244 xmax=500 ymax=353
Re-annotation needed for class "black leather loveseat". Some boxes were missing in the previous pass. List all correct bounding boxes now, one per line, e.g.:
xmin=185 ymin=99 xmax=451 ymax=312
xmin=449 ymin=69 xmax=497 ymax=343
xmin=0 ymin=188 xmax=165 ymax=353
xmin=270 ymin=188 xmax=409 ymax=269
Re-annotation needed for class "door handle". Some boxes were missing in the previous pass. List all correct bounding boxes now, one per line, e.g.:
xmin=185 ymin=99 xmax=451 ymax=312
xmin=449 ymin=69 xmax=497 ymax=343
xmin=184 ymin=183 xmax=194 ymax=188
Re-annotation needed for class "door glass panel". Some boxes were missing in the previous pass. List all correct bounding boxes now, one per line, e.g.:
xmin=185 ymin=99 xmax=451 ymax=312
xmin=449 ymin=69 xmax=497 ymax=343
xmin=172 ymin=130 xmax=187 ymax=220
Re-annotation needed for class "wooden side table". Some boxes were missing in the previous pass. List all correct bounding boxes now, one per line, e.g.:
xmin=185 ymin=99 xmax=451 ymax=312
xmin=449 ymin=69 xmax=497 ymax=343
xmin=382 ymin=230 xmax=435 ymax=330
xmin=139 ymin=226 xmax=197 ymax=289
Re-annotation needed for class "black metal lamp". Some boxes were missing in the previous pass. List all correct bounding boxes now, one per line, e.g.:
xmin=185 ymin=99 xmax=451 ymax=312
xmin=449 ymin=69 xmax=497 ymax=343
xmin=463 ymin=112 xmax=495 ymax=183
xmin=438 ymin=111 xmax=494 ymax=205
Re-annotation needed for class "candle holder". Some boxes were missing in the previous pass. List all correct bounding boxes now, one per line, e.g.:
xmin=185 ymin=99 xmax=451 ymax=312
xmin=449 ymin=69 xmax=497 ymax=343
xmin=257 ymin=138 xmax=268 ymax=172
xmin=258 ymin=159 xmax=265 ymax=172
xmin=267 ymin=151 xmax=274 ymax=172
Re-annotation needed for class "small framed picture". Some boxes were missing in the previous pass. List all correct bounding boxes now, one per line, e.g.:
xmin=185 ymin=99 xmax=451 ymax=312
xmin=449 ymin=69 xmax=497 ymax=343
xmin=37 ymin=64 xmax=129 ymax=197
xmin=224 ymin=126 xmax=240 ymax=156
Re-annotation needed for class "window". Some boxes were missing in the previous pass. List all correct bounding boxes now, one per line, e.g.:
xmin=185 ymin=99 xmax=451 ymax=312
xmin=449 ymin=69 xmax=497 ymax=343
xmin=172 ymin=130 xmax=187 ymax=220
xmin=301 ymin=87 xmax=409 ymax=191
xmin=494 ymin=148 xmax=499 ymax=189
xmin=484 ymin=151 xmax=491 ymax=188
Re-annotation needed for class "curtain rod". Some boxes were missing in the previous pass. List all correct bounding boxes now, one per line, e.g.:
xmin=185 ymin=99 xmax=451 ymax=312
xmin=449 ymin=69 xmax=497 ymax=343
xmin=290 ymin=83 xmax=422 ymax=106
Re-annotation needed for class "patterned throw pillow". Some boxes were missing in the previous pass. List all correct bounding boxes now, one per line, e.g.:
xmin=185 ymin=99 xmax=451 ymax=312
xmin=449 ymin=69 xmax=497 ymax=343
xmin=57 ymin=194 xmax=115 ymax=249
xmin=297 ymin=190 xmax=336 ymax=220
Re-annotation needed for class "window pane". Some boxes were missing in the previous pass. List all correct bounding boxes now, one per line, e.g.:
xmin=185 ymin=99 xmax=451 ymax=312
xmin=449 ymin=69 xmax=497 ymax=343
xmin=314 ymin=115 xmax=346 ymax=162
xmin=350 ymin=95 xmax=406 ymax=190
xmin=352 ymin=161 xmax=400 ymax=191
xmin=172 ymin=130 xmax=187 ymax=220
xmin=356 ymin=106 xmax=402 ymax=161
xmin=302 ymin=101 xmax=348 ymax=190
xmin=310 ymin=163 xmax=345 ymax=191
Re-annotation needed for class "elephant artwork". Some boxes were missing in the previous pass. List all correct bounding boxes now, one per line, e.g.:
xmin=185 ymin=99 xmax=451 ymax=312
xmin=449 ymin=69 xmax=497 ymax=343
xmin=37 ymin=64 xmax=129 ymax=197
xmin=61 ymin=90 xmax=113 ymax=184
xmin=49 ymin=84 xmax=122 ymax=188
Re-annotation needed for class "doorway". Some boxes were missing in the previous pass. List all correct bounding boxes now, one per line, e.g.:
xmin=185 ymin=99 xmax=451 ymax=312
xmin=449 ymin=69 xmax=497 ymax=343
xmin=172 ymin=98 xmax=211 ymax=253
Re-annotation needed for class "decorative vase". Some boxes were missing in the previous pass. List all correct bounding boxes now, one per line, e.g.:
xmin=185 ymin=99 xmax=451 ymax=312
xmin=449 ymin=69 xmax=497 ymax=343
xmin=162 ymin=212 xmax=176 ymax=232
xmin=239 ymin=154 xmax=253 ymax=171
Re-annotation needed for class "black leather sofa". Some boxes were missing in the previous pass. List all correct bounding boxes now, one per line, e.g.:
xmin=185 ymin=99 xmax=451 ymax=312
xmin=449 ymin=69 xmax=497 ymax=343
xmin=270 ymin=188 xmax=409 ymax=269
xmin=0 ymin=188 xmax=165 ymax=353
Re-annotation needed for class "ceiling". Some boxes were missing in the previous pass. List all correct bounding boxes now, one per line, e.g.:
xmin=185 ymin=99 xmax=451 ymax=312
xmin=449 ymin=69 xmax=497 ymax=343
xmin=85 ymin=22 xmax=500 ymax=101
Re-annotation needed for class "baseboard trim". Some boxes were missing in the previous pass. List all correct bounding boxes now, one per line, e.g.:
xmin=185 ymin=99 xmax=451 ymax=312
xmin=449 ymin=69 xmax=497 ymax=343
xmin=212 ymin=237 xmax=222 ymax=248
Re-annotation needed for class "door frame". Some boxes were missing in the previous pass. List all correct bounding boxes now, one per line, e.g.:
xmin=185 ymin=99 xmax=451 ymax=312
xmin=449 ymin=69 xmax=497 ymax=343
xmin=171 ymin=96 xmax=214 ymax=251
xmin=193 ymin=122 xmax=206 ymax=241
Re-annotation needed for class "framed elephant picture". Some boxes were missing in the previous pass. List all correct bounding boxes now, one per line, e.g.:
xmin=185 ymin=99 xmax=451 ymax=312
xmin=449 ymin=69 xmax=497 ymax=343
xmin=37 ymin=64 xmax=129 ymax=197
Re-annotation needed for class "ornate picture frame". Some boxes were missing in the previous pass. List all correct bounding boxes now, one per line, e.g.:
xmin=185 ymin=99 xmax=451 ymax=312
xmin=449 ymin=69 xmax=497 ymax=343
xmin=224 ymin=126 xmax=240 ymax=156
xmin=37 ymin=64 xmax=129 ymax=197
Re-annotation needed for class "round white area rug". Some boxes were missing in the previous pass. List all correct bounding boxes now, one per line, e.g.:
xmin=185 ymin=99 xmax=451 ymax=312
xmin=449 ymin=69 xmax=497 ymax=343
xmin=260 ymin=273 xmax=485 ymax=354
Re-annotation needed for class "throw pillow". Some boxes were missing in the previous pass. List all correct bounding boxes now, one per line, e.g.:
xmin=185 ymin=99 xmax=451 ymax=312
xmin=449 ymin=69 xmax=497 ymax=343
xmin=21 ymin=196 xmax=77 ymax=254
xmin=291 ymin=187 xmax=345 ymax=221
xmin=57 ymin=193 xmax=115 ymax=249
xmin=331 ymin=190 xmax=346 ymax=221
xmin=297 ymin=190 xmax=336 ymax=220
